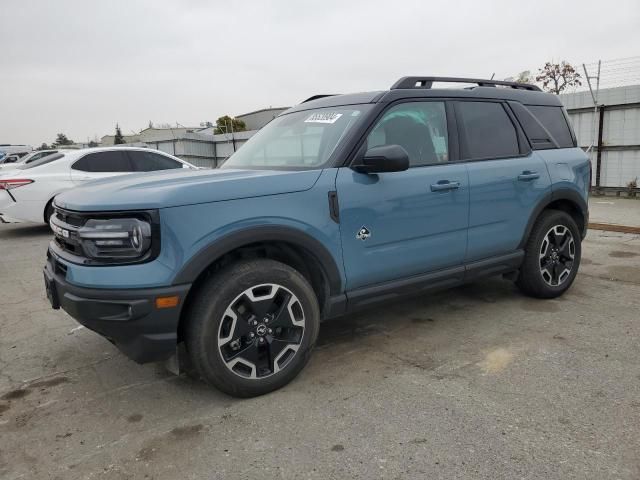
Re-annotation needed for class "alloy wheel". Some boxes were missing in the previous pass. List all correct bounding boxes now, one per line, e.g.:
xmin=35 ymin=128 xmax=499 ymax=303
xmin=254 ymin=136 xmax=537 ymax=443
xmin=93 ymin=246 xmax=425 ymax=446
xmin=217 ymin=283 xmax=305 ymax=379
xmin=539 ymin=225 xmax=575 ymax=287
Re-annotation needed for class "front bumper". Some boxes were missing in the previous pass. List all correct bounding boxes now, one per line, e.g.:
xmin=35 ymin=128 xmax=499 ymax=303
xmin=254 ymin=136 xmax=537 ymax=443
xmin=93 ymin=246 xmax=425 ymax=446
xmin=44 ymin=250 xmax=191 ymax=363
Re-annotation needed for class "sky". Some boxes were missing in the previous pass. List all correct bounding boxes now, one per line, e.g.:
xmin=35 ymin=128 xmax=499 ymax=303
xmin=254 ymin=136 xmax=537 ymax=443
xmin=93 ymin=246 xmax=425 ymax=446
xmin=1 ymin=0 xmax=639 ymax=147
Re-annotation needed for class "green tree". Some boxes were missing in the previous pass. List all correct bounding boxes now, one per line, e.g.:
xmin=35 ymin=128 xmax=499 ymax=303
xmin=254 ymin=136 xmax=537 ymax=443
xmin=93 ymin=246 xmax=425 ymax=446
xmin=514 ymin=70 xmax=532 ymax=84
xmin=37 ymin=143 xmax=50 ymax=150
xmin=214 ymin=115 xmax=247 ymax=134
xmin=52 ymin=133 xmax=74 ymax=147
xmin=114 ymin=124 xmax=126 ymax=144
xmin=535 ymin=61 xmax=581 ymax=94
xmin=88 ymin=140 xmax=99 ymax=148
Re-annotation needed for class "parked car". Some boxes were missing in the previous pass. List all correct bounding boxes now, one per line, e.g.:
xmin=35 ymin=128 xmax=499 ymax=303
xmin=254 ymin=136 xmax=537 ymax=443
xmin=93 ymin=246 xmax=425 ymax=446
xmin=0 ymin=147 xmax=197 ymax=224
xmin=0 ymin=145 xmax=32 ymax=160
xmin=0 ymin=149 xmax=64 ymax=170
xmin=0 ymin=153 xmax=31 ymax=165
xmin=0 ymin=154 xmax=21 ymax=165
xmin=44 ymin=77 xmax=589 ymax=397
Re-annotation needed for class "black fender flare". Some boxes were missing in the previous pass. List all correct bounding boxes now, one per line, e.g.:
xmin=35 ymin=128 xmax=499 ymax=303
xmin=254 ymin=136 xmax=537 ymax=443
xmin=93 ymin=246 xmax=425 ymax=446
xmin=171 ymin=225 xmax=343 ymax=294
xmin=44 ymin=194 xmax=60 ymax=223
xmin=519 ymin=188 xmax=589 ymax=248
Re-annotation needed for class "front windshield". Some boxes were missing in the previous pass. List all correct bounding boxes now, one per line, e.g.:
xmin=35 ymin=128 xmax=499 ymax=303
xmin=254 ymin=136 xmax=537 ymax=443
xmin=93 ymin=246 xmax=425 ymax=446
xmin=220 ymin=105 xmax=372 ymax=170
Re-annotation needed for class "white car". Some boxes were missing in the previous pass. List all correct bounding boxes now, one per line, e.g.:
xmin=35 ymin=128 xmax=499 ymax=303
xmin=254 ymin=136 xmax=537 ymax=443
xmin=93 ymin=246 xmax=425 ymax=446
xmin=0 ymin=149 xmax=68 ymax=170
xmin=0 ymin=147 xmax=198 ymax=224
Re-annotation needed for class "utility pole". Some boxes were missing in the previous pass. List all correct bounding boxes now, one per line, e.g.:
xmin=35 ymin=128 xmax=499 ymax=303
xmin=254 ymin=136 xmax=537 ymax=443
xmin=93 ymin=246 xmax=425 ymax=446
xmin=582 ymin=60 xmax=601 ymax=189
xmin=226 ymin=119 xmax=236 ymax=153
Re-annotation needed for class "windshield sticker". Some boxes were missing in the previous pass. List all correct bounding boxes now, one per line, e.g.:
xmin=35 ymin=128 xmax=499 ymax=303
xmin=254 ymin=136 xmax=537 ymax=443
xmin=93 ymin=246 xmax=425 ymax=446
xmin=304 ymin=112 xmax=343 ymax=124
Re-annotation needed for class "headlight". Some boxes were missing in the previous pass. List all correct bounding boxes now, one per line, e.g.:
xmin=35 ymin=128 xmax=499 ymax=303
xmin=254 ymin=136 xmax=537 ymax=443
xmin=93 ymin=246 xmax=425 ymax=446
xmin=78 ymin=217 xmax=153 ymax=261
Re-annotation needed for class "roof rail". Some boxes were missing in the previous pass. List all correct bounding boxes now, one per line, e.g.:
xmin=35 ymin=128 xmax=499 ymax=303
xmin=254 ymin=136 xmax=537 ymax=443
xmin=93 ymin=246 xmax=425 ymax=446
xmin=301 ymin=94 xmax=338 ymax=103
xmin=390 ymin=76 xmax=541 ymax=92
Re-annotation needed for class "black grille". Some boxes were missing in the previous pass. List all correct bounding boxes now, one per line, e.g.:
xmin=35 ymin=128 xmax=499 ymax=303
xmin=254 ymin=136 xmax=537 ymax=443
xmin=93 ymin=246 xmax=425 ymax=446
xmin=54 ymin=236 xmax=82 ymax=255
xmin=51 ymin=207 xmax=84 ymax=258
xmin=55 ymin=208 xmax=86 ymax=227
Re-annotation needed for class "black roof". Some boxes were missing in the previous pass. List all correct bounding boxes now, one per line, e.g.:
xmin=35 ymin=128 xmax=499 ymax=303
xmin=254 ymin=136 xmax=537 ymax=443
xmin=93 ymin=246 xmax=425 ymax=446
xmin=286 ymin=76 xmax=561 ymax=115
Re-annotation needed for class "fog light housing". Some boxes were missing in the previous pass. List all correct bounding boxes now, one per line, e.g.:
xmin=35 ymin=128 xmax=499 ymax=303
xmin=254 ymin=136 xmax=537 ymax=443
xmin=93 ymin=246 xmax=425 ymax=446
xmin=78 ymin=218 xmax=152 ymax=260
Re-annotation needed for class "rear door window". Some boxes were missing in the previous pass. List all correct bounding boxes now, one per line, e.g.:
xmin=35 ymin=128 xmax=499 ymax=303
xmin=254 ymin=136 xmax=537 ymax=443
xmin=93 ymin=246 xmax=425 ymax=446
xmin=72 ymin=151 xmax=132 ymax=172
xmin=526 ymin=105 xmax=574 ymax=148
xmin=456 ymin=101 xmax=520 ymax=160
xmin=127 ymin=151 xmax=184 ymax=171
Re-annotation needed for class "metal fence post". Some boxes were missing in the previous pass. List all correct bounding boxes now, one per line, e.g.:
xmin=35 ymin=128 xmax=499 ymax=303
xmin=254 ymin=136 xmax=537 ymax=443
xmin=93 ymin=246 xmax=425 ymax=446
xmin=595 ymin=105 xmax=605 ymax=189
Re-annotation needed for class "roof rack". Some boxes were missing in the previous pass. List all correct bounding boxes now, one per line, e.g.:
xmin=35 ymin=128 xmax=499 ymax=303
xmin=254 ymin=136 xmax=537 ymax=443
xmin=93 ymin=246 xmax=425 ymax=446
xmin=391 ymin=76 xmax=541 ymax=92
xmin=301 ymin=94 xmax=338 ymax=103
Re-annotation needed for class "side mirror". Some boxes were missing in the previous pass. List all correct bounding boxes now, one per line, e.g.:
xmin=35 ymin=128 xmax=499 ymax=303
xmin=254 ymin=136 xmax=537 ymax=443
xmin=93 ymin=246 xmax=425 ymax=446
xmin=352 ymin=145 xmax=409 ymax=174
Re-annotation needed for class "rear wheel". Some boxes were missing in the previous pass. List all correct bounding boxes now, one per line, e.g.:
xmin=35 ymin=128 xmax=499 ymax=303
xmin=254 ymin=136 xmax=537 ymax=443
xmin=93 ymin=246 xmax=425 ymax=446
xmin=185 ymin=258 xmax=320 ymax=397
xmin=516 ymin=209 xmax=581 ymax=298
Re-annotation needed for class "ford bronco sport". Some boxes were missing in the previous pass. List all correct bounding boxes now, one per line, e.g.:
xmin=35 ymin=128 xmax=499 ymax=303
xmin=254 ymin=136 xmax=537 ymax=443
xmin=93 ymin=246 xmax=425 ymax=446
xmin=44 ymin=77 xmax=590 ymax=397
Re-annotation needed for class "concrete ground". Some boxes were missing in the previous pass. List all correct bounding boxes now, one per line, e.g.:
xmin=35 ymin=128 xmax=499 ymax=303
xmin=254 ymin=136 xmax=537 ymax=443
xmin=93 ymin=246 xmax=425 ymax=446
xmin=0 ymin=224 xmax=639 ymax=480
xmin=589 ymin=196 xmax=640 ymax=227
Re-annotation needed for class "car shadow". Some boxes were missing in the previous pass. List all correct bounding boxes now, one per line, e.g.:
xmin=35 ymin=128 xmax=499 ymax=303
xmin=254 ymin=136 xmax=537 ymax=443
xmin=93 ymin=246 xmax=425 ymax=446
xmin=0 ymin=223 xmax=51 ymax=239
xmin=316 ymin=277 xmax=519 ymax=348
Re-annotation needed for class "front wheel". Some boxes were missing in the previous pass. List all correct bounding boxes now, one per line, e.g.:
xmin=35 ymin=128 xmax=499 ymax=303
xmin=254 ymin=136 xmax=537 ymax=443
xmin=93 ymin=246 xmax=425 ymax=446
xmin=516 ymin=209 xmax=581 ymax=299
xmin=185 ymin=258 xmax=320 ymax=397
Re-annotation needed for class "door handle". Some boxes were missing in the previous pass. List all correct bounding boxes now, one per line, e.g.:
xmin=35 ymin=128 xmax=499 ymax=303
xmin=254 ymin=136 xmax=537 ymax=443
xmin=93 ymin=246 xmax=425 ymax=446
xmin=430 ymin=180 xmax=460 ymax=192
xmin=517 ymin=171 xmax=540 ymax=181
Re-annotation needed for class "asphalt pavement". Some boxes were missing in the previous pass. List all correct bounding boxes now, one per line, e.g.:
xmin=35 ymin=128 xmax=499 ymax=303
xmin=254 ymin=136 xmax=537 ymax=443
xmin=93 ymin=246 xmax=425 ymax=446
xmin=0 ymin=223 xmax=639 ymax=480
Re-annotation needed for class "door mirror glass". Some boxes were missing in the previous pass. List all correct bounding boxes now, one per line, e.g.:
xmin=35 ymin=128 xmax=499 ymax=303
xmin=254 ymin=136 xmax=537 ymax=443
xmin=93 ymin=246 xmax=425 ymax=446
xmin=353 ymin=145 xmax=409 ymax=174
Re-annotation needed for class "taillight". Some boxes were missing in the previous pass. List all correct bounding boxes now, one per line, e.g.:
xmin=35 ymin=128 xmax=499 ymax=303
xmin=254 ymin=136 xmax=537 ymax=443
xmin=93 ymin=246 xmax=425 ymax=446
xmin=0 ymin=179 xmax=34 ymax=190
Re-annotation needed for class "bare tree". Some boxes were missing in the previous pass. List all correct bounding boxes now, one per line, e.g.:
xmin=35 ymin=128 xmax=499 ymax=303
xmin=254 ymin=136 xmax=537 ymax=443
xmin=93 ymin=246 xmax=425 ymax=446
xmin=535 ymin=61 xmax=582 ymax=94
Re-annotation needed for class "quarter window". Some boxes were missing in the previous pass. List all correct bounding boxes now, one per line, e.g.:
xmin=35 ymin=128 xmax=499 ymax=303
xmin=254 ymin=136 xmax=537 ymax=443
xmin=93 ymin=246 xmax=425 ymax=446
xmin=457 ymin=101 xmax=519 ymax=159
xmin=526 ymin=105 xmax=574 ymax=148
xmin=72 ymin=151 xmax=132 ymax=172
xmin=366 ymin=102 xmax=448 ymax=167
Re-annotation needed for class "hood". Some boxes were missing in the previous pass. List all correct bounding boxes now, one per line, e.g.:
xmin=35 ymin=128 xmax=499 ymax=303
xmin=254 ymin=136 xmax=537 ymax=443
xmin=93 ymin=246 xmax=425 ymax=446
xmin=54 ymin=168 xmax=323 ymax=211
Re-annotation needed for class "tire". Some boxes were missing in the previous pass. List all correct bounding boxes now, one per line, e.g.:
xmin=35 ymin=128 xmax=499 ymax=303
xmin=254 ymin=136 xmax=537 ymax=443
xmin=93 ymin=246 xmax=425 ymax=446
xmin=516 ymin=209 xmax=581 ymax=299
xmin=184 ymin=258 xmax=320 ymax=398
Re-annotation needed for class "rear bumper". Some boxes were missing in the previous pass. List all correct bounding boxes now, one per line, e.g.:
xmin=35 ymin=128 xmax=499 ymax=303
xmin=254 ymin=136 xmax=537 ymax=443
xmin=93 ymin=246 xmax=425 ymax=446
xmin=0 ymin=191 xmax=21 ymax=222
xmin=0 ymin=191 xmax=42 ymax=223
xmin=44 ymin=250 xmax=191 ymax=363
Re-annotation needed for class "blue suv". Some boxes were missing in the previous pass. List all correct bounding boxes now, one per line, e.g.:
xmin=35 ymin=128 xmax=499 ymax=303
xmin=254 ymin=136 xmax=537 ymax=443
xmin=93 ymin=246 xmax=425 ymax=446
xmin=44 ymin=77 xmax=590 ymax=397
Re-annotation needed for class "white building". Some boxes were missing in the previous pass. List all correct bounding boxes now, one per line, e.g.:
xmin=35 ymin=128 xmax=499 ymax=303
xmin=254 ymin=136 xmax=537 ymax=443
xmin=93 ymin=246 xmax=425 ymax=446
xmin=560 ymin=85 xmax=640 ymax=189
xmin=97 ymin=107 xmax=291 ymax=168
xmin=236 ymin=107 xmax=288 ymax=131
